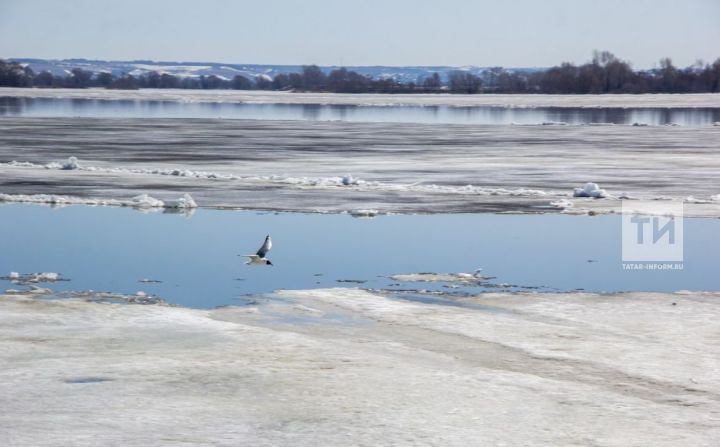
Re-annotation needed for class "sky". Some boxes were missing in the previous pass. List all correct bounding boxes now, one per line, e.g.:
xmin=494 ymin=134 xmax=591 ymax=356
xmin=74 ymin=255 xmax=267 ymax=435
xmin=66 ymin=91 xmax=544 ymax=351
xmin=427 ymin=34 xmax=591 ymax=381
xmin=1 ymin=0 xmax=718 ymax=68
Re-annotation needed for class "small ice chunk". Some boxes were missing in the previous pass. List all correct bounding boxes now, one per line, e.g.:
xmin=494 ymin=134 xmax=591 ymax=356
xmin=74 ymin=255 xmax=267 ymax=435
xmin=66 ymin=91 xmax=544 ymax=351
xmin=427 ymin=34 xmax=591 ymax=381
xmin=350 ymin=209 xmax=378 ymax=218
xmin=37 ymin=272 xmax=59 ymax=281
xmin=573 ymin=182 xmax=608 ymax=199
xmin=135 ymin=291 xmax=147 ymax=297
xmin=8 ymin=272 xmax=19 ymax=279
xmin=164 ymin=193 xmax=198 ymax=209
xmin=130 ymin=194 xmax=164 ymax=208
xmin=61 ymin=156 xmax=81 ymax=170
xmin=341 ymin=174 xmax=359 ymax=186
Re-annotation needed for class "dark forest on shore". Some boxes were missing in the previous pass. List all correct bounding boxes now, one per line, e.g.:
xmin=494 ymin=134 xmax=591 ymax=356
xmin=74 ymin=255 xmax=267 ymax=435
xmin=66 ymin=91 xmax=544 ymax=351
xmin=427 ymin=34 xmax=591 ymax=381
xmin=1 ymin=52 xmax=719 ymax=94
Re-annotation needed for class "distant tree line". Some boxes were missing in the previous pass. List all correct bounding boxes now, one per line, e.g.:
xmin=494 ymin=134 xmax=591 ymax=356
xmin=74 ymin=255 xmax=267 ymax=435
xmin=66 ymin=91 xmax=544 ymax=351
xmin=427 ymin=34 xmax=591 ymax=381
xmin=2 ymin=52 xmax=719 ymax=94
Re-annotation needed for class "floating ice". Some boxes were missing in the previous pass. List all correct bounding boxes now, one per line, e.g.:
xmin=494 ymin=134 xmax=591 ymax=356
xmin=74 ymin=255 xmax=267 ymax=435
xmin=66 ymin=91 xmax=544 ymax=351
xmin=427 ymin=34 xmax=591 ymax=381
xmin=163 ymin=193 xmax=198 ymax=209
xmin=2 ymin=272 xmax=62 ymax=284
xmin=389 ymin=272 xmax=487 ymax=283
xmin=130 ymin=194 xmax=165 ymax=208
xmin=349 ymin=209 xmax=378 ymax=218
xmin=573 ymin=182 xmax=608 ymax=199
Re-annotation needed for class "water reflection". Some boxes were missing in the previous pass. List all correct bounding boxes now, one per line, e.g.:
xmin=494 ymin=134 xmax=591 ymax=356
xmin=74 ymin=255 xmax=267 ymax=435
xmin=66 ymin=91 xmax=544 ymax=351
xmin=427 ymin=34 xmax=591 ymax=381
xmin=0 ymin=204 xmax=717 ymax=308
xmin=2 ymin=96 xmax=720 ymax=126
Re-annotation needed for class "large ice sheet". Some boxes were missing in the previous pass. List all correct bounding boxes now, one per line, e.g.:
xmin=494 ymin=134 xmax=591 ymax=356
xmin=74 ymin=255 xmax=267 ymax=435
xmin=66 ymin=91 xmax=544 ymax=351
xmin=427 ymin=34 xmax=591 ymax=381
xmin=1 ymin=289 xmax=719 ymax=446
xmin=1 ymin=117 xmax=719 ymax=216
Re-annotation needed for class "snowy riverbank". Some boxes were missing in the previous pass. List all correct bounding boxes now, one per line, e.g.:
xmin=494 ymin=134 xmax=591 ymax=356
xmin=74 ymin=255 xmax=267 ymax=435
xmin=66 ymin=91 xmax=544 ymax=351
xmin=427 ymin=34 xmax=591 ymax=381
xmin=2 ymin=288 xmax=718 ymax=446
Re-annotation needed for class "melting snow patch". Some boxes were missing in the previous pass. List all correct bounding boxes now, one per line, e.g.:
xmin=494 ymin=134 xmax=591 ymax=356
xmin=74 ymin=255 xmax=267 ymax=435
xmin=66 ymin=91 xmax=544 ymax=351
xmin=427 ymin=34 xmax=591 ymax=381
xmin=573 ymin=182 xmax=608 ymax=199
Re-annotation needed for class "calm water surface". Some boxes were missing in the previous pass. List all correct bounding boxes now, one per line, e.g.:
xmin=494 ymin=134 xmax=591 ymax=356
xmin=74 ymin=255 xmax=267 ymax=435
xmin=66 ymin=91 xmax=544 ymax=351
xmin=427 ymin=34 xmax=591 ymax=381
xmin=0 ymin=204 xmax=717 ymax=308
xmin=2 ymin=97 xmax=720 ymax=126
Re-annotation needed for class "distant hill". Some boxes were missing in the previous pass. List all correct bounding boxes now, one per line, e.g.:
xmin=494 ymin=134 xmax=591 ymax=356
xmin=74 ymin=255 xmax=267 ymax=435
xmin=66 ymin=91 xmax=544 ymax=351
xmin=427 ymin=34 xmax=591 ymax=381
xmin=11 ymin=58 xmax=542 ymax=83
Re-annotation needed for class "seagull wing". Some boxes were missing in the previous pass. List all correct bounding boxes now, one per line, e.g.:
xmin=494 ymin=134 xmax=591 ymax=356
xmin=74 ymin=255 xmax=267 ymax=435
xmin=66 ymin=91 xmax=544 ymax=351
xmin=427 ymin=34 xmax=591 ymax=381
xmin=256 ymin=235 xmax=272 ymax=258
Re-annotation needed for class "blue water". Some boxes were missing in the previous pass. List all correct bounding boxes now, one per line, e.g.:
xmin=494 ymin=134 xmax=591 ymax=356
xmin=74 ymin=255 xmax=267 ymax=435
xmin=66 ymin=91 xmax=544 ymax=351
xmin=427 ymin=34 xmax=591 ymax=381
xmin=2 ymin=97 xmax=720 ymax=126
xmin=0 ymin=204 xmax=717 ymax=308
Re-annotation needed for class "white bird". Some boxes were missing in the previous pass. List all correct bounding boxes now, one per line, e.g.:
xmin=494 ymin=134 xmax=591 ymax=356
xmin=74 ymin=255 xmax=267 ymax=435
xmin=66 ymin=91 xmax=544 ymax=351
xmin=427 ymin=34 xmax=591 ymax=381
xmin=242 ymin=235 xmax=273 ymax=266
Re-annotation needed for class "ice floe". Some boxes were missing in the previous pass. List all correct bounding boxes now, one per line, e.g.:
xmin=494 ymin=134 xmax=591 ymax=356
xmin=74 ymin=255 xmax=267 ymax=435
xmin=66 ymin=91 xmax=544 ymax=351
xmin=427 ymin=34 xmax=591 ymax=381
xmin=2 ymin=271 xmax=64 ymax=284
xmin=389 ymin=272 xmax=486 ymax=284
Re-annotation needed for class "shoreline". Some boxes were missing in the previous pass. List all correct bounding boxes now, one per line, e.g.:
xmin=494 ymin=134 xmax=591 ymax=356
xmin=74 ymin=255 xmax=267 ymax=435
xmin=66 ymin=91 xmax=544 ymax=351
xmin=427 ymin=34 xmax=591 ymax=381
xmin=2 ymin=87 xmax=720 ymax=108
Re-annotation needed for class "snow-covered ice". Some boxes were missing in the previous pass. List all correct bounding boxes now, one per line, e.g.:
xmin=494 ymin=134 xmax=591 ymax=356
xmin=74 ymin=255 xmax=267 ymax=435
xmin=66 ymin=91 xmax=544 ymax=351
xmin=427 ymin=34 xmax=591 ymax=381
xmin=1 ymin=117 xmax=719 ymax=216
xmin=1 ymin=288 xmax=719 ymax=446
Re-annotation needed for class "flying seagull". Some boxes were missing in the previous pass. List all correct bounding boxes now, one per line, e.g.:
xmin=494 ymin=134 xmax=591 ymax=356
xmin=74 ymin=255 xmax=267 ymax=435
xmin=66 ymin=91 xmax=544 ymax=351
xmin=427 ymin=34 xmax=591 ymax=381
xmin=242 ymin=235 xmax=273 ymax=266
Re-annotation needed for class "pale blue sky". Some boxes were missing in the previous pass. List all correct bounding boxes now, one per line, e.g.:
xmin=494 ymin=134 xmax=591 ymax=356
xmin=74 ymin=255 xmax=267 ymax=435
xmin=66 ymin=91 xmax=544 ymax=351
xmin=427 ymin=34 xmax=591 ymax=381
xmin=1 ymin=0 xmax=718 ymax=68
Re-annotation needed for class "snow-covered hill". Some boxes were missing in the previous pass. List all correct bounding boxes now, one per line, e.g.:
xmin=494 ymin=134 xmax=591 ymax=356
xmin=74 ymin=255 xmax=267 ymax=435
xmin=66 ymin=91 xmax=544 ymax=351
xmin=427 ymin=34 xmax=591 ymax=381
xmin=11 ymin=58 xmax=541 ymax=82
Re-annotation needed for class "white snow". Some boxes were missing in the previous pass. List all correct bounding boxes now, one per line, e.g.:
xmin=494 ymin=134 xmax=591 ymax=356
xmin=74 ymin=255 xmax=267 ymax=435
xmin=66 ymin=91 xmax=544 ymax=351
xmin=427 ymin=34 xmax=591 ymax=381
xmin=2 ymin=288 xmax=717 ymax=445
